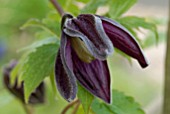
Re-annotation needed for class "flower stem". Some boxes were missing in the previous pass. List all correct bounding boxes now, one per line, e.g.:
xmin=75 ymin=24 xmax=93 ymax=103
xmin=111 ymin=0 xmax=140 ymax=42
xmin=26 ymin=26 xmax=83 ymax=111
xmin=72 ymin=102 xmax=80 ymax=114
xmin=163 ymin=1 xmax=170 ymax=114
xmin=50 ymin=0 xmax=65 ymax=16
xmin=21 ymin=102 xmax=34 ymax=114
xmin=61 ymin=99 xmax=80 ymax=114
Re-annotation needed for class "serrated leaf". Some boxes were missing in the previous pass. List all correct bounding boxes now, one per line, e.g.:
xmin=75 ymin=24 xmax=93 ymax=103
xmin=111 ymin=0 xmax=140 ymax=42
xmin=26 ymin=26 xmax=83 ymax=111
xmin=92 ymin=89 xmax=145 ymax=114
xmin=20 ymin=43 xmax=59 ymax=103
xmin=81 ymin=0 xmax=109 ymax=14
xmin=108 ymin=0 xmax=137 ymax=18
xmin=117 ymin=16 xmax=158 ymax=44
xmin=78 ymin=83 xmax=94 ymax=114
xmin=20 ymin=19 xmax=57 ymax=37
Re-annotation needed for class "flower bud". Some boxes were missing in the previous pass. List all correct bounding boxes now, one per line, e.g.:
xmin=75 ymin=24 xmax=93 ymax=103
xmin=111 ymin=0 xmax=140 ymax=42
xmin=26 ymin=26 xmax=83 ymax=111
xmin=3 ymin=60 xmax=45 ymax=104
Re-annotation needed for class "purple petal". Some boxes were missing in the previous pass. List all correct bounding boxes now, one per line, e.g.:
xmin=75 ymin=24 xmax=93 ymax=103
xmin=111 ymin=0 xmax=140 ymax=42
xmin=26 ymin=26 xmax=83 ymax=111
xmin=63 ymin=14 xmax=114 ymax=60
xmin=99 ymin=16 xmax=148 ymax=68
xmin=72 ymin=49 xmax=111 ymax=103
xmin=55 ymin=32 xmax=77 ymax=102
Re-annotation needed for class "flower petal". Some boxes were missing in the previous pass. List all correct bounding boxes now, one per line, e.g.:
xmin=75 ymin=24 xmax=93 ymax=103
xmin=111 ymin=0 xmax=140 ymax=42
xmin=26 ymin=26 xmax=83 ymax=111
xmin=55 ymin=32 xmax=77 ymax=102
xmin=63 ymin=14 xmax=114 ymax=60
xmin=72 ymin=49 xmax=111 ymax=103
xmin=99 ymin=16 xmax=148 ymax=68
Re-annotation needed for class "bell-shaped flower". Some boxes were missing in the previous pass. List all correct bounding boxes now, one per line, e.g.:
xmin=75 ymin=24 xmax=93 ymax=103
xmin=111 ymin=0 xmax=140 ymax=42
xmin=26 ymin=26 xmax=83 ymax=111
xmin=3 ymin=61 xmax=45 ymax=104
xmin=55 ymin=14 xmax=148 ymax=103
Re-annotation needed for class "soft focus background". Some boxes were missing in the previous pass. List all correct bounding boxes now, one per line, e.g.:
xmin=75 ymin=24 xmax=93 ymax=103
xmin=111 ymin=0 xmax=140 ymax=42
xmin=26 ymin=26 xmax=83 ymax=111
xmin=0 ymin=0 xmax=168 ymax=114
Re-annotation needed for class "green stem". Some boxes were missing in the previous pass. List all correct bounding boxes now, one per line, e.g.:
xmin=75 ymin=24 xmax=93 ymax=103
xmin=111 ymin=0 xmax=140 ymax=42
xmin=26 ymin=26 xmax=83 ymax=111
xmin=163 ymin=1 xmax=170 ymax=114
xmin=71 ymin=102 xmax=80 ymax=114
xmin=61 ymin=99 xmax=79 ymax=114
xmin=50 ymin=0 xmax=65 ymax=16
xmin=21 ymin=102 xmax=34 ymax=114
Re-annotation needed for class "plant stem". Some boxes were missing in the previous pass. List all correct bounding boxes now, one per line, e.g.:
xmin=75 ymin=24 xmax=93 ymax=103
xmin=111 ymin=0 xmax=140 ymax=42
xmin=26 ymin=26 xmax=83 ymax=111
xmin=72 ymin=102 xmax=80 ymax=114
xmin=163 ymin=1 xmax=170 ymax=114
xmin=61 ymin=99 xmax=79 ymax=114
xmin=21 ymin=102 xmax=34 ymax=114
xmin=50 ymin=0 xmax=65 ymax=16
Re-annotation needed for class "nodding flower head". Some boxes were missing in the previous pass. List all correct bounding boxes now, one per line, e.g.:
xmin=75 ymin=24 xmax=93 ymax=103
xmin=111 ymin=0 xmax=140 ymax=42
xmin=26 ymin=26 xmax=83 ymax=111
xmin=55 ymin=14 xmax=149 ymax=103
xmin=3 ymin=60 xmax=45 ymax=104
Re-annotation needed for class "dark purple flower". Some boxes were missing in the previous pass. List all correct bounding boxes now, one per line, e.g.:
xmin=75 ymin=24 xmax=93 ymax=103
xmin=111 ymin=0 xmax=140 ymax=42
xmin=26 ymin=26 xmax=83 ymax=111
xmin=55 ymin=14 xmax=148 ymax=103
xmin=3 ymin=60 xmax=45 ymax=104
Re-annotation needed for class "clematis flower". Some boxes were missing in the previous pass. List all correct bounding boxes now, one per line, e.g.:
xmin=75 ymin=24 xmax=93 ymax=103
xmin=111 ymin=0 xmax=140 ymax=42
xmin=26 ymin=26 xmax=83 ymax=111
xmin=55 ymin=14 xmax=148 ymax=103
xmin=3 ymin=60 xmax=45 ymax=104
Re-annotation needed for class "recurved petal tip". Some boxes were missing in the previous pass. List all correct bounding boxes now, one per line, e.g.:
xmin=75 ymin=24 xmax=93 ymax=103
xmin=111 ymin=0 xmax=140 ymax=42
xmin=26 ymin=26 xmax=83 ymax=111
xmin=138 ymin=56 xmax=149 ymax=68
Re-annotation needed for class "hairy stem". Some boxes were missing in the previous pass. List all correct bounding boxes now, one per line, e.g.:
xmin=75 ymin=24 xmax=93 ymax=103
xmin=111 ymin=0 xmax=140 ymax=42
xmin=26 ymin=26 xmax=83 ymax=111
xmin=163 ymin=1 xmax=170 ymax=114
xmin=50 ymin=0 xmax=65 ymax=16
xmin=61 ymin=99 xmax=79 ymax=114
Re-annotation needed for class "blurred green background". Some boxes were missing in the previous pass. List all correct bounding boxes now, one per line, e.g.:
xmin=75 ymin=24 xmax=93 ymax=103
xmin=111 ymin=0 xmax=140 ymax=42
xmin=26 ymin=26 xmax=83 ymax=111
xmin=0 ymin=0 xmax=167 ymax=114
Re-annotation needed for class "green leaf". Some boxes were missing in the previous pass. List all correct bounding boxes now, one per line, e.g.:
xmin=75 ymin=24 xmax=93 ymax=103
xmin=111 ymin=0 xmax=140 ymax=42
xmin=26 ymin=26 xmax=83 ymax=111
xmin=81 ymin=0 xmax=109 ymax=14
xmin=92 ymin=89 xmax=145 ymax=114
xmin=10 ymin=53 xmax=29 ymax=86
xmin=20 ymin=19 xmax=57 ymax=37
xmin=42 ymin=11 xmax=61 ymax=36
xmin=78 ymin=83 xmax=94 ymax=114
xmin=20 ymin=43 xmax=59 ymax=103
xmin=108 ymin=0 xmax=137 ymax=18
xmin=67 ymin=2 xmax=80 ymax=15
xmin=143 ymin=32 xmax=166 ymax=48
xmin=76 ymin=0 xmax=91 ymax=3
xmin=117 ymin=16 xmax=158 ymax=43
xmin=18 ymin=37 xmax=58 ymax=52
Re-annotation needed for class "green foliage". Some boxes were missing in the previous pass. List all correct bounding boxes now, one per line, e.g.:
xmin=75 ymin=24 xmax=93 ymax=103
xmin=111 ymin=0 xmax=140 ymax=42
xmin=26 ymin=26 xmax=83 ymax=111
xmin=18 ymin=37 xmax=57 ymax=52
xmin=21 ymin=18 xmax=58 ymax=37
xmin=0 ymin=0 xmax=48 ymax=37
xmin=21 ymin=43 xmax=59 ymax=103
xmin=57 ymin=0 xmax=80 ymax=15
xmin=143 ymin=32 xmax=166 ymax=48
xmin=81 ymin=0 xmax=109 ymax=14
xmin=76 ymin=0 xmax=91 ymax=3
xmin=108 ymin=0 xmax=137 ymax=18
xmin=4 ymin=0 xmax=160 ymax=113
xmin=77 ymin=83 xmax=94 ymax=114
xmin=118 ymin=16 xmax=158 ymax=43
xmin=11 ymin=37 xmax=59 ymax=103
xmin=92 ymin=90 xmax=145 ymax=114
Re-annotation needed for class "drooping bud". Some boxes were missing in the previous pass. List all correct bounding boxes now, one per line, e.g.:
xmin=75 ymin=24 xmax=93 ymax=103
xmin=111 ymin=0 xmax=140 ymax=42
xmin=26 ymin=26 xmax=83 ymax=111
xmin=99 ymin=16 xmax=149 ymax=68
xmin=3 ymin=60 xmax=45 ymax=104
